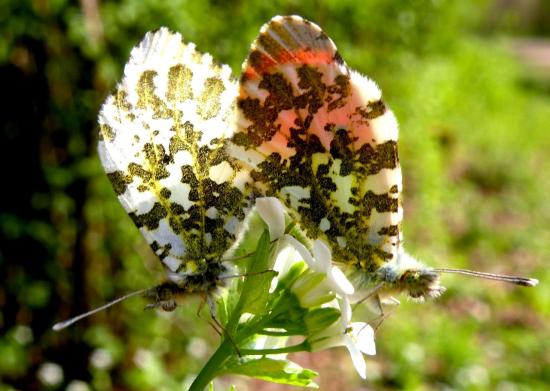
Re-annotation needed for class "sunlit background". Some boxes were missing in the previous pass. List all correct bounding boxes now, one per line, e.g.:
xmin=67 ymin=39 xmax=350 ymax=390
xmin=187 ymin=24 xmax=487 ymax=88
xmin=1 ymin=1 xmax=549 ymax=390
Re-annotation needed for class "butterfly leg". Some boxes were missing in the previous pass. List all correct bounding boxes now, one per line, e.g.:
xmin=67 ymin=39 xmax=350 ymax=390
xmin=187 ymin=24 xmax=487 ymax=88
xmin=195 ymin=294 xmax=223 ymax=337
xmin=196 ymin=294 xmax=221 ymax=331
xmin=196 ymin=294 xmax=207 ymax=318
xmin=206 ymin=294 xmax=242 ymax=357
xmin=369 ymin=294 xmax=400 ymax=333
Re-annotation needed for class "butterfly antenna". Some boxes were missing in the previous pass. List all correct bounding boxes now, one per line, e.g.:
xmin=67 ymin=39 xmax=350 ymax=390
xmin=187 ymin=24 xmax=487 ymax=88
xmin=434 ymin=268 xmax=538 ymax=287
xmin=52 ymin=288 xmax=151 ymax=331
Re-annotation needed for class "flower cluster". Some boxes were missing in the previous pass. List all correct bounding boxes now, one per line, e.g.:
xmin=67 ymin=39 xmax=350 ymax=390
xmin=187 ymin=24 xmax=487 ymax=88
xmin=188 ymin=197 xmax=377 ymax=390
xmin=254 ymin=198 xmax=377 ymax=379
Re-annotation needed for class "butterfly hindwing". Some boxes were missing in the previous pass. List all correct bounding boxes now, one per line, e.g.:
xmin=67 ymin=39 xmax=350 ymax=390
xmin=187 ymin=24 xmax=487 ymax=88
xmin=231 ymin=15 xmax=402 ymax=277
xmin=98 ymin=28 xmax=253 ymax=281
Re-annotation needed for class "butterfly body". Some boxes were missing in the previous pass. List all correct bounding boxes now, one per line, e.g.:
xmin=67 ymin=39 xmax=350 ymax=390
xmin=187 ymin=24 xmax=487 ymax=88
xmin=143 ymin=262 xmax=228 ymax=311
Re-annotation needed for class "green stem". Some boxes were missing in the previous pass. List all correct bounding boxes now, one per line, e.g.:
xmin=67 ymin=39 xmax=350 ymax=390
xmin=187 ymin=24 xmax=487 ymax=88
xmin=258 ymin=330 xmax=296 ymax=336
xmin=240 ymin=341 xmax=310 ymax=356
xmin=189 ymin=338 xmax=233 ymax=391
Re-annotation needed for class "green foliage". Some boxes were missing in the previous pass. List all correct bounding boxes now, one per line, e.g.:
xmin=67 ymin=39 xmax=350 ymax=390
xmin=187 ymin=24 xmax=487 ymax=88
xmin=188 ymin=225 xmax=337 ymax=389
xmin=223 ymin=358 xmax=318 ymax=388
xmin=1 ymin=0 xmax=549 ymax=390
xmin=227 ymin=231 xmax=275 ymax=318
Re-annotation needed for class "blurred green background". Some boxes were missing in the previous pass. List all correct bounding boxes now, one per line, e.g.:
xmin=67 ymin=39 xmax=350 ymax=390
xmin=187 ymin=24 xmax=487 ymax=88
xmin=1 ymin=0 xmax=549 ymax=390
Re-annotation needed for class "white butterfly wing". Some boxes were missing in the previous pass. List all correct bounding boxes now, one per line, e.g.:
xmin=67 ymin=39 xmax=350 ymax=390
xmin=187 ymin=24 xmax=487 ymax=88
xmin=98 ymin=28 xmax=253 ymax=276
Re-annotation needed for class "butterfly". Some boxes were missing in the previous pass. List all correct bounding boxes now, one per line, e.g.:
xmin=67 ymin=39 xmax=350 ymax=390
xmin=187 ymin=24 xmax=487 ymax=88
xmin=95 ymin=27 xmax=256 ymax=312
xmin=229 ymin=15 xmax=537 ymax=301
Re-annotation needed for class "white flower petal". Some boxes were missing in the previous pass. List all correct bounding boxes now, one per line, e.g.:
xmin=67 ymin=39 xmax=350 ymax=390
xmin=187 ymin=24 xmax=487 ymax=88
xmin=308 ymin=299 xmax=373 ymax=380
xmin=256 ymin=197 xmax=285 ymax=240
xmin=330 ymin=266 xmax=355 ymax=295
xmin=272 ymin=245 xmax=297 ymax=276
xmin=270 ymin=244 xmax=297 ymax=292
xmin=344 ymin=336 xmax=367 ymax=379
xmin=351 ymin=322 xmax=376 ymax=355
xmin=339 ymin=297 xmax=352 ymax=327
xmin=284 ymin=235 xmax=316 ymax=268
xmin=312 ymin=240 xmax=331 ymax=272
xmin=292 ymin=273 xmax=335 ymax=307
xmin=310 ymin=333 xmax=345 ymax=352
xmin=251 ymin=335 xmax=289 ymax=360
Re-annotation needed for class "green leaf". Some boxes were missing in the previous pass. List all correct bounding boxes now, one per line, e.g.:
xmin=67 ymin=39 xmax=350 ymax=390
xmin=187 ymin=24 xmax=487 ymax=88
xmin=304 ymin=307 xmax=340 ymax=334
xmin=265 ymin=295 xmax=307 ymax=334
xmin=286 ymin=221 xmax=311 ymax=250
xmin=216 ymin=282 xmax=241 ymax=327
xmin=275 ymin=262 xmax=307 ymax=291
xmin=216 ymin=293 xmax=229 ymax=327
xmin=228 ymin=211 xmax=267 ymax=261
xmin=225 ymin=230 xmax=277 ymax=332
xmin=238 ymin=230 xmax=277 ymax=315
xmin=223 ymin=357 xmax=318 ymax=388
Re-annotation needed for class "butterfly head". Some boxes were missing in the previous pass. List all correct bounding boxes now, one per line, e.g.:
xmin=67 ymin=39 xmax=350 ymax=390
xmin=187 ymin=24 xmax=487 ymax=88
xmin=376 ymin=251 xmax=445 ymax=301
xmin=374 ymin=250 xmax=538 ymax=301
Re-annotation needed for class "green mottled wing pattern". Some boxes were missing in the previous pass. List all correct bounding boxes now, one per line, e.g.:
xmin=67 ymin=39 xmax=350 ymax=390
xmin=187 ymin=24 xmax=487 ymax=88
xmin=231 ymin=16 xmax=403 ymax=277
xmin=98 ymin=28 xmax=254 ymax=286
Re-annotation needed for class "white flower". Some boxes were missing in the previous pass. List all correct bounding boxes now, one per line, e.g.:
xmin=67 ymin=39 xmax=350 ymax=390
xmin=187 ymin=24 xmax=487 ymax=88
xmin=291 ymin=271 xmax=336 ymax=307
xmin=272 ymin=246 xmax=300 ymax=280
xmin=249 ymin=334 xmax=289 ymax=360
xmin=256 ymin=197 xmax=286 ymax=240
xmin=255 ymin=196 xmax=354 ymax=299
xmin=309 ymin=298 xmax=376 ymax=379
xmin=269 ymin=245 xmax=303 ymax=293
xmin=284 ymin=235 xmax=354 ymax=296
xmin=267 ymin=239 xmax=341 ymax=307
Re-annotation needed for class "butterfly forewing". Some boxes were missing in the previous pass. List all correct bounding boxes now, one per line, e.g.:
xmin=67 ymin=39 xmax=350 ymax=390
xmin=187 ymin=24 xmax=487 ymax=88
xmin=98 ymin=28 xmax=253 ymax=283
xmin=231 ymin=15 xmax=403 ymax=277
